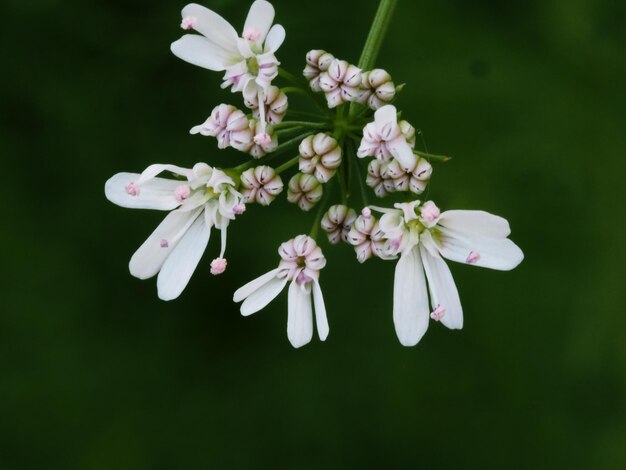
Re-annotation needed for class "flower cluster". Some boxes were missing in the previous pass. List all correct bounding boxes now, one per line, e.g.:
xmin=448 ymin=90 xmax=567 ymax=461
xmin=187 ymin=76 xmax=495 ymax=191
xmin=105 ymin=0 xmax=523 ymax=348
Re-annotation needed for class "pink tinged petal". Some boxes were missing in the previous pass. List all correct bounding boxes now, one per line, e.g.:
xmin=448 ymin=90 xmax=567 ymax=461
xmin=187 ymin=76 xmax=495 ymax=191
xmin=156 ymin=211 xmax=211 ymax=301
xmin=287 ymin=281 xmax=314 ymax=348
xmin=171 ymin=35 xmax=234 ymax=71
xmin=312 ymin=280 xmax=329 ymax=341
xmin=181 ymin=3 xmax=238 ymax=54
xmin=105 ymin=173 xmax=181 ymax=210
xmin=420 ymin=241 xmax=463 ymax=330
xmin=129 ymin=208 xmax=202 ymax=280
xmin=181 ymin=16 xmax=197 ymax=30
xmin=243 ymin=0 xmax=275 ymax=43
xmin=233 ymin=267 xmax=281 ymax=303
xmin=393 ymin=246 xmax=430 ymax=346
xmin=387 ymin=137 xmax=416 ymax=170
xmin=240 ymin=276 xmax=288 ymax=316
xmin=438 ymin=210 xmax=512 ymax=238
xmin=437 ymin=229 xmax=524 ymax=271
xmin=263 ymin=24 xmax=285 ymax=53
xmin=374 ymin=104 xmax=400 ymax=139
xmin=236 ymin=37 xmax=255 ymax=59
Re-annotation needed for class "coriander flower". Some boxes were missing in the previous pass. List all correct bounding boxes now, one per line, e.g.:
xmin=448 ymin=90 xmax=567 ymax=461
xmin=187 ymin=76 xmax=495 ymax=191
xmin=105 ymin=163 xmax=244 ymax=300
xmin=171 ymin=1 xmax=285 ymax=132
xmin=372 ymin=201 xmax=524 ymax=346
xmin=233 ymin=235 xmax=329 ymax=348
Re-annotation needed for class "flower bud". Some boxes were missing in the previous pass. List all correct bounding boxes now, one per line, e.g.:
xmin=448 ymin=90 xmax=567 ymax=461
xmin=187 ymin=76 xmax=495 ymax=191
xmin=379 ymin=156 xmax=432 ymax=195
xmin=399 ymin=120 xmax=416 ymax=148
xmin=247 ymin=120 xmax=278 ymax=158
xmin=190 ymin=104 xmax=249 ymax=149
xmin=347 ymin=215 xmax=386 ymax=263
xmin=321 ymin=205 xmax=357 ymax=244
xmin=304 ymin=50 xmax=336 ymax=92
xmin=359 ymin=69 xmax=396 ymax=110
xmin=287 ymin=173 xmax=323 ymax=211
xmin=366 ymin=159 xmax=395 ymax=198
xmin=298 ymin=133 xmax=342 ymax=183
xmin=240 ymin=166 xmax=284 ymax=206
xmin=244 ymin=86 xmax=289 ymax=125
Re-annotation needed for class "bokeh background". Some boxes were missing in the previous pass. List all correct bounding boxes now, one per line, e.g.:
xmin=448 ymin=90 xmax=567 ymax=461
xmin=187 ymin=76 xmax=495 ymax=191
xmin=2 ymin=0 xmax=626 ymax=468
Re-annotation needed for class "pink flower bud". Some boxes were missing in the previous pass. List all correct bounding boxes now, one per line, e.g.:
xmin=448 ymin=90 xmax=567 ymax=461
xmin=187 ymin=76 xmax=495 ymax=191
xmin=321 ymin=205 xmax=357 ymax=244
xmin=298 ymin=133 xmax=342 ymax=183
xmin=287 ymin=173 xmax=323 ymax=211
xmin=240 ymin=166 xmax=283 ymax=206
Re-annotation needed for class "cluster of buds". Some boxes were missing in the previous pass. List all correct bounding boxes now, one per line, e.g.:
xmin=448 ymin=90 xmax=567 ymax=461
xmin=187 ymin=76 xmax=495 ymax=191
xmin=303 ymin=50 xmax=397 ymax=109
xmin=321 ymin=205 xmax=357 ymax=244
xmin=298 ymin=133 xmax=342 ymax=183
xmin=243 ymin=85 xmax=288 ymax=125
xmin=366 ymin=156 xmax=432 ymax=197
xmin=287 ymin=173 xmax=323 ymax=211
xmin=240 ymin=165 xmax=284 ymax=206
xmin=190 ymin=104 xmax=278 ymax=158
xmin=347 ymin=211 xmax=388 ymax=263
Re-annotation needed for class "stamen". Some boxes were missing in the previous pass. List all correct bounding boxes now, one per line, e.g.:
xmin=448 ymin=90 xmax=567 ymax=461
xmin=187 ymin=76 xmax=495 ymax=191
xmin=210 ymin=257 xmax=227 ymax=275
xmin=174 ymin=184 xmax=191 ymax=202
xmin=361 ymin=207 xmax=372 ymax=219
xmin=180 ymin=16 xmax=197 ymax=30
xmin=296 ymin=272 xmax=312 ymax=285
xmin=420 ymin=201 xmax=440 ymax=223
xmin=243 ymin=27 xmax=261 ymax=41
xmin=233 ymin=204 xmax=246 ymax=215
xmin=254 ymin=133 xmax=271 ymax=146
xmin=430 ymin=304 xmax=445 ymax=321
xmin=160 ymin=239 xmax=169 ymax=248
xmin=125 ymin=181 xmax=140 ymax=196
xmin=257 ymin=90 xmax=267 ymax=134
xmin=466 ymin=251 xmax=480 ymax=264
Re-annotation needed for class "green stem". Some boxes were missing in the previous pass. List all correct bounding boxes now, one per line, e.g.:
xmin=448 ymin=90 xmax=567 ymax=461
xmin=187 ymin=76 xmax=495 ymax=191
xmin=309 ymin=183 xmax=333 ymax=240
xmin=357 ymin=0 xmax=399 ymax=71
xmin=414 ymin=150 xmax=451 ymax=162
xmin=274 ymin=120 xmax=328 ymax=130
xmin=279 ymin=67 xmax=308 ymax=87
xmin=275 ymin=155 xmax=300 ymax=174
xmin=347 ymin=140 xmax=370 ymax=207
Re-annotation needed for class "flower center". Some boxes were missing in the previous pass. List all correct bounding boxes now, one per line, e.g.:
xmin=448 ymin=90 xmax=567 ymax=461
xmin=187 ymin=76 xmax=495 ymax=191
xmin=247 ymin=56 xmax=260 ymax=75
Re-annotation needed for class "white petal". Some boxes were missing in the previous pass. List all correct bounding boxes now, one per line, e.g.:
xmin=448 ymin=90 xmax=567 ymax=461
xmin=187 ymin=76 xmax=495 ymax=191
xmin=156 ymin=211 xmax=211 ymax=301
xmin=420 ymin=239 xmax=463 ymax=330
xmin=312 ymin=280 xmax=329 ymax=341
xmin=181 ymin=3 xmax=238 ymax=54
xmin=171 ymin=35 xmax=234 ymax=71
xmin=233 ymin=268 xmax=281 ymax=302
xmin=387 ymin=137 xmax=416 ymax=170
xmin=244 ymin=0 xmax=275 ymax=43
xmin=264 ymin=24 xmax=285 ymax=53
xmin=437 ymin=229 xmax=524 ymax=271
xmin=105 ymin=173 xmax=180 ymax=210
xmin=374 ymin=104 xmax=398 ymax=127
xmin=236 ymin=37 xmax=254 ymax=59
xmin=438 ymin=210 xmax=511 ymax=238
xmin=393 ymin=246 xmax=429 ymax=346
xmin=129 ymin=208 xmax=201 ymax=280
xmin=287 ymin=281 xmax=313 ymax=348
xmin=138 ymin=163 xmax=194 ymax=183
xmin=240 ymin=276 xmax=287 ymax=316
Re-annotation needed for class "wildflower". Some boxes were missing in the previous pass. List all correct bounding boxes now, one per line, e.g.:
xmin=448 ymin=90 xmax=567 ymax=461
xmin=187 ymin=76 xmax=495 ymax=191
xmin=358 ymin=69 xmax=396 ymax=110
xmin=104 ymin=163 xmax=244 ymax=300
xmin=357 ymin=104 xmax=416 ymax=170
xmin=190 ymin=104 xmax=251 ymax=151
xmin=382 ymin=156 xmax=432 ymax=194
xmin=233 ymin=235 xmax=329 ymax=348
xmin=346 ymin=214 xmax=389 ymax=263
xmin=171 ymin=1 xmax=285 ymax=132
xmin=373 ymin=201 xmax=524 ymax=346
xmin=244 ymin=85 xmax=288 ymax=125
xmin=318 ymin=59 xmax=363 ymax=108
xmin=303 ymin=49 xmax=335 ymax=92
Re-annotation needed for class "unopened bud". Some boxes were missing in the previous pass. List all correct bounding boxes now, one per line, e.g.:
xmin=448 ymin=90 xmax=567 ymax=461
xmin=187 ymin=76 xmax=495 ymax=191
xmin=304 ymin=50 xmax=336 ymax=92
xmin=244 ymin=86 xmax=289 ymax=125
xmin=240 ymin=166 xmax=284 ymax=206
xmin=321 ymin=205 xmax=357 ymax=244
xmin=287 ymin=173 xmax=323 ymax=211
xmin=298 ymin=133 xmax=342 ymax=183
xmin=247 ymin=120 xmax=277 ymax=158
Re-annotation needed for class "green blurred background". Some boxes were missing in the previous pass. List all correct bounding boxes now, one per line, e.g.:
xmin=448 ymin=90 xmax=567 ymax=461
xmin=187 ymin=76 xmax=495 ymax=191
xmin=2 ymin=0 xmax=625 ymax=468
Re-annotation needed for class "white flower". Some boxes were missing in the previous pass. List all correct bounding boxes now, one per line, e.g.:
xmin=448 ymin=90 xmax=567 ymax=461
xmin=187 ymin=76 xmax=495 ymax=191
xmin=357 ymin=104 xmax=416 ymax=170
xmin=372 ymin=201 xmax=524 ymax=346
xmin=105 ymin=163 xmax=245 ymax=300
xmin=171 ymin=1 xmax=285 ymax=131
xmin=233 ymin=235 xmax=329 ymax=348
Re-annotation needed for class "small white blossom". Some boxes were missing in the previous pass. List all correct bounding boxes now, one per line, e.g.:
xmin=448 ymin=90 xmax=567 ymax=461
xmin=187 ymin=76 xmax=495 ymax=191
xmin=357 ymin=104 xmax=417 ymax=170
xmin=371 ymin=201 xmax=524 ymax=346
xmin=358 ymin=69 xmax=396 ymax=109
xmin=233 ymin=235 xmax=329 ymax=348
xmin=318 ymin=59 xmax=363 ymax=108
xmin=190 ymin=104 xmax=251 ymax=151
xmin=303 ymin=49 xmax=335 ymax=92
xmin=105 ymin=163 xmax=245 ymax=300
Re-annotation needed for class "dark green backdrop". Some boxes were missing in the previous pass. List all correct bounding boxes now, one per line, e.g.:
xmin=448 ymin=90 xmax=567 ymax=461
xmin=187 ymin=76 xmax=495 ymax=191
xmin=2 ymin=0 xmax=625 ymax=468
